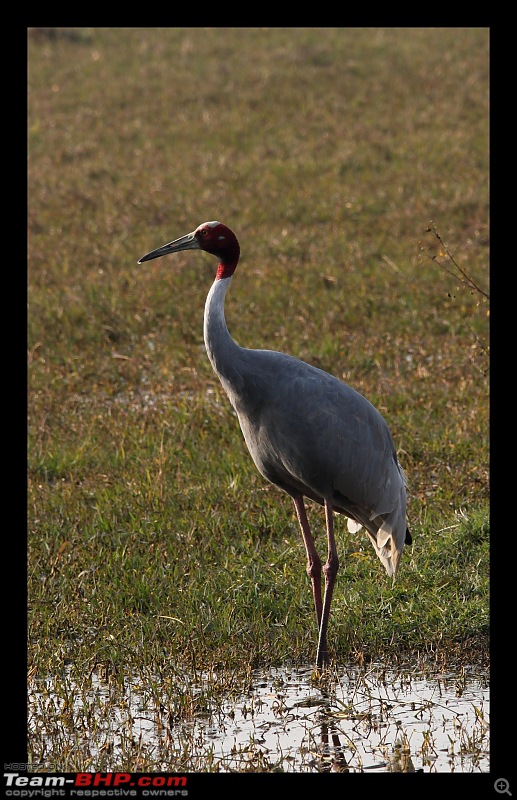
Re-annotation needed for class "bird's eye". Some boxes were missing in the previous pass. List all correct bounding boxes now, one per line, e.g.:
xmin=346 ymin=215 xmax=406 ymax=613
xmin=199 ymin=229 xmax=208 ymax=236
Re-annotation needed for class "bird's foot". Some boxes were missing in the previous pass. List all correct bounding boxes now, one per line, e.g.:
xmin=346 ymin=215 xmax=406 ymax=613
xmin=315 ymin=647 xmax=330 ymax=674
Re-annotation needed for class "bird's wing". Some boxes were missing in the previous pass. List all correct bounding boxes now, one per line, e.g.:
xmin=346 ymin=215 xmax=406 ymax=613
xmin=232 ymin=350 xmax=402 ymax=508
xmin=230 ymin=349 xmax=408 ymax=576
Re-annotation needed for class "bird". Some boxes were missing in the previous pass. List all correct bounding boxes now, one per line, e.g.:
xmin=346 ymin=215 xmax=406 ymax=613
xmin=138 ymin=221 xmax=411 ymax=669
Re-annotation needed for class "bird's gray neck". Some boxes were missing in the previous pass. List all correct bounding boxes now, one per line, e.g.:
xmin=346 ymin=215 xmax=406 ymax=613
xmin=204 ymin=277 xmax=243 ymax=396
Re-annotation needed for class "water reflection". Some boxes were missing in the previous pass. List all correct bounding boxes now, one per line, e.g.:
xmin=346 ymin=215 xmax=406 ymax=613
xmin=28 ymin=664 xmax=489 ymax=773
xmin=318 ymin=715 xmax=350 ymax=772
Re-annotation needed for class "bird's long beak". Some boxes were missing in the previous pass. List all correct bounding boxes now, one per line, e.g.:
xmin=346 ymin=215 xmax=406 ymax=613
xmin=138 ymin=231 xmax=200 ymax=264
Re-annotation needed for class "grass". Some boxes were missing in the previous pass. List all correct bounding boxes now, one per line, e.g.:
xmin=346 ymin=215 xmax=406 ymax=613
xmin=28 ymin=26 xmax=489 ymax=694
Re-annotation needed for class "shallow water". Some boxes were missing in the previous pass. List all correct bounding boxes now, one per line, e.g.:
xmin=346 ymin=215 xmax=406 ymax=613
xmin=28 ymin=664 xmax=489 ymax=773
xmin=164 ymin=666 xmax=489 ymax=772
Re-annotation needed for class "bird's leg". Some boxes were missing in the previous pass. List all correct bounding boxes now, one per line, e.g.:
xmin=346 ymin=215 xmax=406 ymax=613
xmin=316 ymin=499 xmax=339 ymax=669
xmin=292 ymin=495 xmax=323 ymax=630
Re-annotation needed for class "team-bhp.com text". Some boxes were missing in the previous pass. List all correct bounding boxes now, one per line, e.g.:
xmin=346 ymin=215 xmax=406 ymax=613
xmin=4 ymin=773 xmax=188 ymax=797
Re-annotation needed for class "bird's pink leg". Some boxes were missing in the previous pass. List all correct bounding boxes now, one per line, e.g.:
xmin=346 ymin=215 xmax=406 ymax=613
xmin=292 ymin=495 xmax=323 ymax=630
xmin=316 ymin=499 xmax=339 ymax=669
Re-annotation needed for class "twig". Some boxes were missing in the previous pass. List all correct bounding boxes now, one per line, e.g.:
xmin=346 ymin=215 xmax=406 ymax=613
xmin=425 ymin=225 xmax=489 ymax=300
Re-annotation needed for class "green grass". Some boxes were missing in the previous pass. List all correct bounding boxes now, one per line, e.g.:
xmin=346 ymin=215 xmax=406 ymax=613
xmin=28 ymin=27 xmax=489 ymax=684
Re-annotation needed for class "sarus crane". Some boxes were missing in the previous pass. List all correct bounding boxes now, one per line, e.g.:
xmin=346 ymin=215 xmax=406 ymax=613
xmin=139 ymin=221 xmax=411 ymax=669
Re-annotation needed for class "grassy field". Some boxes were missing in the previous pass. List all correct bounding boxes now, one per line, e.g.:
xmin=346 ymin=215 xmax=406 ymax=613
xmin=28 ymin=27 xmax=489 ymax=691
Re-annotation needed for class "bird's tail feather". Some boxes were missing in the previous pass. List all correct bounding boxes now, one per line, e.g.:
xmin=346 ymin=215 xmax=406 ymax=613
xmin=365 ymin=515 xmax=406 ymax=579
xmin=346 ymin=517 xmax=363 ymax=534
xmin=339 ymin=500 xmax=408 ymax=579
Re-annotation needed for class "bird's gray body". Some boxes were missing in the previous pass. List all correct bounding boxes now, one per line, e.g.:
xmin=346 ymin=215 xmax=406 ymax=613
xmin=205 ymin=278 xmax=407 ymax=576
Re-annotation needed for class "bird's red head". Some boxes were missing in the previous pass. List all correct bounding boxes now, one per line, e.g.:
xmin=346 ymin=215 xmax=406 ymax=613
xmin=194 ymin=221 xmax=240 ymax=280
xmin=138 ymin=221 xmax=240 ymax=280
